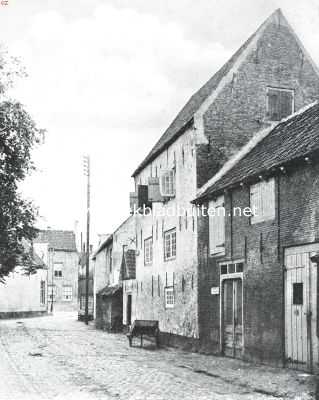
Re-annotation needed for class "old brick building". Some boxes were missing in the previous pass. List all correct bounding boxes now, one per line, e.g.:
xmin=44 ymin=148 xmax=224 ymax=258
xmin=34 ymin=230 xmax=78 ymax=311
xmin=195 ymin=101 xmax=319 ymax=371
xmin=126 ymin=9 xmax=319 ymax=347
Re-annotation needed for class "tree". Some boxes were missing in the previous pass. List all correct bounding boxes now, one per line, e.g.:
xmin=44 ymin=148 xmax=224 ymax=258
xmin=0 ymin=50 xmax=43 ymax=282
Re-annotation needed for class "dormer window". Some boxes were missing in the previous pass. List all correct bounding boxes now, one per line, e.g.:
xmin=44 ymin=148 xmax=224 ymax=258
xmin=266 ymin=87 xmax=294 ymax=121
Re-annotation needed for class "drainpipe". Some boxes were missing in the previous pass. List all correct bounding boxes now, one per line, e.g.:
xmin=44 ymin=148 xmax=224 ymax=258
xmin=310 ymin=253 xmax=319 ymax=380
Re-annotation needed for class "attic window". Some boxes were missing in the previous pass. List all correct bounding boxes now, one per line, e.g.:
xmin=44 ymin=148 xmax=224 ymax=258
xmin=266 ymin=87 xmax=294 ymax=121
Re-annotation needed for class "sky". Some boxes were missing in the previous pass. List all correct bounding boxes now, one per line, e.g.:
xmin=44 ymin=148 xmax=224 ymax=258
xmin=1 ymin=0 xmax=319 ymax=246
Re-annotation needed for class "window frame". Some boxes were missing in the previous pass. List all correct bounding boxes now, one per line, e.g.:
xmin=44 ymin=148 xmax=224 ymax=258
xmin=144 ymin=236 xmax=153 ymax=266
xmin=164 ymin=228 xmax=176 ymax=261
xmin=250 ymin=178 xmax=275 ymax=224
xmin=164 ymin=286 xmax=175 ymax=309
xmin=40 ymin=280 xmax=46 ymax=305
xmin=48 ymin=285 xmax=57 ymax=302
xmin=266 ymin=87 xmax=294 ymax=122
xmin=160 ymin=169 xmax=176 ymax=198
xmin=54 ymin=262 xmax=63 ymax=278
xmin=63 ymin=286 xmax=73 ymax=302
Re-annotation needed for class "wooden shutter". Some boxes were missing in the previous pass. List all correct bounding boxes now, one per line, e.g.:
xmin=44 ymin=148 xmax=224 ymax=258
xmin=148 ymin=177 xmax=163 ymax=202
xmin=137 ymin=185 xmax=149 ymax=208
xmin=251 ymin=179 xmax=275 ymax=223
xmin=209 ymin=196 xmax=225 ymax=255
xmin=250 ymin=182 xmax=262 ymax=223
xmin=268 ymin=89 xmax=280 ymax=121
xmin=261 ymin=179 xmax=275 ymax=220
xmin=129 ymin=192 xmax=138 ymax=213
xmin=279 ymin=91 xmax=293 ymax=119
xmin=169 ymin=170 xmax=176 ymax=196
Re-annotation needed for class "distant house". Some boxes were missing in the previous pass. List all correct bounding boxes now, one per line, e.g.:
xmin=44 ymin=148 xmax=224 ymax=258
xmin=0 ymin=244 xmax=48 ymax=318
xmin=94 ymin=217 xmax=135 ymax=331
xmin=126 ymin=9 xmax=319 ymax=349
xmin=34 ymin=230 xmax=78 ymax=311
xmin=194 ymin=101 xmax=319 ymax=371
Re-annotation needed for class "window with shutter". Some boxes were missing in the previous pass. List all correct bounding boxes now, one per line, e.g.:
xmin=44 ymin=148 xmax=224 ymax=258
xmin=209 ymin=196 xmax=225 ymax=255
xmin=267 ymin=87 xmax=294 ymax=121
xmin=250 ymin=178 xmax=275 ymax=223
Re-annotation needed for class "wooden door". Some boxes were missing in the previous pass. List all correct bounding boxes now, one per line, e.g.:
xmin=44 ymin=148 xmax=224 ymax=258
xmin=222 ymin=279 xmax=243 ymax=357
xmin=126 ymin=294 xmax=132 ymax=326
xmin=285 ymin=246 xmax=318 ymax=372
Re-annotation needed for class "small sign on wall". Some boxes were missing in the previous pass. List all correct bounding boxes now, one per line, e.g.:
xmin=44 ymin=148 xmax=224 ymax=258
xmin=211 ymin=287 xmax=220 ymax=295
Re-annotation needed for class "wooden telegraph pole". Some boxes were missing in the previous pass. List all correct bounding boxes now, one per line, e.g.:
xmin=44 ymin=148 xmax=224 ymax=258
xmin=83 ymin=155 xmax=90 ymax=325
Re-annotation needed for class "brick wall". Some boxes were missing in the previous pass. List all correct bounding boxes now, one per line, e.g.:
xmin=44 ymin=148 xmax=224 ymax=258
xmin=197 ymin=18 xmax=319 ymax=188
xmin=198 ymin=159 xmax=319 ymax=365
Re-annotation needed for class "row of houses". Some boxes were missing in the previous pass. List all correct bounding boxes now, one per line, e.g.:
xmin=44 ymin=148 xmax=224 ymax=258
xmin=92 ymin=9 xmax=319 ymax=373
xmin=0 ymin=230 xmax=78 ymax=317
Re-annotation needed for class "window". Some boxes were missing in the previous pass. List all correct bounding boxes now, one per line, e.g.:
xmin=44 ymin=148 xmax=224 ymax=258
xmin=293 ymin=283 xmax=303 ymax=305
xmin=220 ymin=261 xmax=244 ymax=275
xmin=80 ymin=295 xmax=93 ymax=310
xmin=165 ymin=287 xmax=175 ymax=308
xmin=40 ymin=280 xmax=46 ymax=305
xmin=250 ymin=178 xmax=275 ymax=224
xmin=209 ymin=196 xmax=225 ymax=255
xmin=267 ymin=87 xmax=294 ymax=121
xmin=54 ymin=263 xmax=63 ymax=278
xmin=48 ymin=285 xmax=57 ymax=302
xmin=164 ymin=229 xmax=176 ymax=261
xmin=144 ymin=237 xmax=153 ymax=265
xmin=160 ymin=169 xmax=175 ymax=197
xmin=80 ymin=295 xmax=85 ymax=310
xmin=63 ymin=286 xmax=72 ymax=301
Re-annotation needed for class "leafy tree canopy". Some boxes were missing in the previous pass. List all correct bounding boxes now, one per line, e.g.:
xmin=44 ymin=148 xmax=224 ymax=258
xmin=0 ymin=48 xmax=43 ymax=282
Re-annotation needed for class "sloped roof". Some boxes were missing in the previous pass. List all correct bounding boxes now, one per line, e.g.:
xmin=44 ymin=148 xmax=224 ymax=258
xmin=194 ymin=101 xmax=319 ymax=201
xmin=120 ymin=249 xmax=136 ymax=280
xmin=19 ymin=240 xmax=46 ymax=269
xmin=34 ymin=230 xmax=77 ymax=252
xmin=132 ymin=9 xmax=292 ymax=177
xmin=92 ymin=234 xmax=113 ymax=260
xmin=97 ymin=284 xmax=122 ymax=297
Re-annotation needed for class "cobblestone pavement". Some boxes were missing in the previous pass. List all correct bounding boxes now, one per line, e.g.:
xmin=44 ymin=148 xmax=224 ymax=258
xmin=0 ymin=313 xmax=316 ymax=400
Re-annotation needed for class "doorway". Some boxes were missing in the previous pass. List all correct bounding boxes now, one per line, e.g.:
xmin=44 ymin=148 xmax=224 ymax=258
xmin=126 ymin=294 xmax=132 ymax=326
xmin=221 ymin=278 xmax=243 ymax=358
xmin=285 ymin=245 xmax=318 ymax=372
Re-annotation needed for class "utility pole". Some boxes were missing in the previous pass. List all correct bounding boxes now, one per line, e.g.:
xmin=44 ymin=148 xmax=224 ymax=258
xmin=83 ymin=154 xmax=90 ymax=325
xmin=50 ymin=247 xmax=54 ymax=313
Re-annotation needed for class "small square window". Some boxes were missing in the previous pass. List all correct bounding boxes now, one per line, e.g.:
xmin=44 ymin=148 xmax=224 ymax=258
xmin=220 ymin=265 xmax=228 ymax=275
xmin=228 ymin=263 xmax=235 ymax=274
xmin=293 ymin=283 xmax=303 ymax=305
xmin=236 ymin=263 xmax=244 ymax=273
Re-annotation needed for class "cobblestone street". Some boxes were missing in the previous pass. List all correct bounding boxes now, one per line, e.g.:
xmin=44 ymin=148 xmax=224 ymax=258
xmin=0 ymin=313 xmax=316 ymax=400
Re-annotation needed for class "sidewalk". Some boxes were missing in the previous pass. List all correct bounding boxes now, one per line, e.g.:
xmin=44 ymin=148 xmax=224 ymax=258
xmin=157 ymin=344 xmax=317 ymax=399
